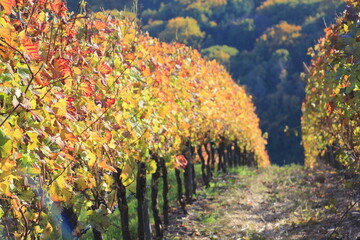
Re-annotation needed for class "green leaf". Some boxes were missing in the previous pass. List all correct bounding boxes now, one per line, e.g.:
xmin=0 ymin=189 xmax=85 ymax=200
xmin=0 ymin=130 xmax=12 ymax=158
xmin=87 ymin=205 xmax=110 ymax=233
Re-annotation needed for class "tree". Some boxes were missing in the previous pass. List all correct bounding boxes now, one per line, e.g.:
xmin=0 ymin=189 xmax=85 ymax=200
xmin=158 ymin=17 xmax=204 ymax=47
xmin=143 ymin=20 xmax=166 ymax=36
xmin=201 ymin=45 xmax=238 ymax=69
xmin=256 ymin=21 xmax=302 ymax=54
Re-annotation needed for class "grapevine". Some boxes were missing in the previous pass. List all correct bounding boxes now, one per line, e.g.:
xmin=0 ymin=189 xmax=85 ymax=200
xmin=302 ymin=0 xmax=359 ymax=172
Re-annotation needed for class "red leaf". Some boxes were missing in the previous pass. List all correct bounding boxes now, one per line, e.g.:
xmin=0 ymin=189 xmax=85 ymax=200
xmin=66 ymin=97 xmax=75 ymax=104
xmin=54 ymin=58 xmax=72 ymax=77
xmin=175 ymin=155 xmax=188 ymax=169
xmin=105 ymin=98 xmax=115 ymax=107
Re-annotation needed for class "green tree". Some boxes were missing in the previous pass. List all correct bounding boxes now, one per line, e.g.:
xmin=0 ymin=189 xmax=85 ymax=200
xmin=201 ymin=45 xmax=238 ymax=69
xmin=223 ymin=18 xmax=256 ymax=50
xmin=143 ymin=20 xmax=166 ymax=36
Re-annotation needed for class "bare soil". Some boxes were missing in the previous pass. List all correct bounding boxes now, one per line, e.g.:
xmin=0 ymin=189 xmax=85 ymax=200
xmin=164 ymin=165 xmax=360 ymax=240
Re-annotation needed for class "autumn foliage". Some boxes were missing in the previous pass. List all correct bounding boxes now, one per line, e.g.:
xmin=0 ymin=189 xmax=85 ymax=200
xmin=302 ymin=0 xmax=359 ymax=172
xmin=0 ymin=0 xmax=268 ymax=238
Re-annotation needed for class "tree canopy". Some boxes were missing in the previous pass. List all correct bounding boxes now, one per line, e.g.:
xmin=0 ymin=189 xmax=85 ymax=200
xmin=158 ymin=16 xmax=205 ymax=47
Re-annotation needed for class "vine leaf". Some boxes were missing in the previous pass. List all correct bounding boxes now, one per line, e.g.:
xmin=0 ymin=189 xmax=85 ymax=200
xmin=98 ymin=62 xmax=112 ymax=75
xmin=98 ymin=160 xmax=117 ymax=172
xmin=53 ymin=58 xmax=72 ymax=77
xmin=94 ymin=21 xmax=107 ymax=30
xmin=22 ymin=38 xmax=41 ymax=60
xmin=0 ymin=0 xmax=15 ymax=14
xmin=80 ymin=80 xmax=95 ymax=97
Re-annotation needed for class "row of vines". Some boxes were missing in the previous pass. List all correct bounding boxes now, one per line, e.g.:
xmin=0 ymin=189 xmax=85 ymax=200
xmin=302 ymin=0 xmax=359 ymax=173
xmin=0 ymin=0 xmax=269 ymax=239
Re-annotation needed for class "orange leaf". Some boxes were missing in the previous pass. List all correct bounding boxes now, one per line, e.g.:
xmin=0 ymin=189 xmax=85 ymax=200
xmin=60 ymin=153 xmax=78 ymax=162
xmin=98 ymin=62 xmax=112 ymax=74
xmin=158 ymin=91 xmax=168 ymax=102
xmin=64 ymin=132 xmax=78 ymax=143
xmin=50 ymin=0 xmax=67 ymax=17
xmin=142 ymin=66 xmax=152 ymax=77
xmin=34 ymin=75 xmax=48 ymax=87
xmin=23 ymin=38 xmax=41 ymax=60
xmin=94 ymin=20 xmax=107 ymax=30
xmin=105 ymin=130 xmax=112 ymax=143
xmin=125 ymin=53 xmax=136 ymax=61
xmin=0 ymin=0 xmax=15 ymax=14
xmin=80 ymin=80 xmax=95 ymax=97
xmin=98 ymin=160 xmax=117 ymax=172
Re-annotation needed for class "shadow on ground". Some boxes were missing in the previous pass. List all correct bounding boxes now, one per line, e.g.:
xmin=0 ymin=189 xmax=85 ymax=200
xmin=164 ymin=165 xmax=360 ymax=240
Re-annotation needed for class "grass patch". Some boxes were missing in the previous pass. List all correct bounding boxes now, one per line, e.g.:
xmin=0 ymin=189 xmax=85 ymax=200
xmin=199 ymin=212 xmax=217 ymax=224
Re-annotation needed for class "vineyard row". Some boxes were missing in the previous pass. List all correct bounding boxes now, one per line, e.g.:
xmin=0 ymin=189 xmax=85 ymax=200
xmin=0 ymin=1 xmax=269 ymax=239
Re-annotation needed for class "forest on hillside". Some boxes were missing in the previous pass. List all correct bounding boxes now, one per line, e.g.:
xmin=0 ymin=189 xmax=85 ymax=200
xmin=66 ymin=0 xmax=346 ymax=165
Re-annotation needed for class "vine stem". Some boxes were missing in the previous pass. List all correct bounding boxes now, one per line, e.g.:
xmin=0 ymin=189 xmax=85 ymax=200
xmin=19 ymin=207 xmax=29 ymax=240
xmin=329 ymin=197 xmax=360 ymax=237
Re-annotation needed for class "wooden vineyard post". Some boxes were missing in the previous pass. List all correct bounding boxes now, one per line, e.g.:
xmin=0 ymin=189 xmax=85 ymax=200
xmin=160 ymin=158 xmax=169 ymax=226
xmin=136 ymin=162 xmax=151 ymax=240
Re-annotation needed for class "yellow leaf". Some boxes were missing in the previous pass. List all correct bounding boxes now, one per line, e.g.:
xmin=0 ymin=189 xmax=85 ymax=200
xmin=75 ymin=178 xmax=89 ymax=191
xmin=53 ymin=98 xmax=67 ymax=117
xmin=88 ymin=152 xmax=96 ymax=167
xmin=147 ymin=160 xmax=157 ymax=174
xmin=30 ymin=99 xmax=37 ymax=109
xmin=1 ymin=160 xmax=16 ymax=172
xmin=34 ymin=225 xmax=43 ymax=234
xmin=38 ymin=11 xmax=46 ymax=22
xmin=121 ymin=164 xmax=133 ymax=178
xmin=73 ymin=67 xmax=82 ymax=75
xmin=0 ymin=175 xmax=16 ymax=197
xmin=49 ymin=175 xmax=72 ymax=202
xmin=27 ymin=131 xmax=38 ymax=150
xmin=103 ymin=175 xmax=113 ymax=191
xmin=13 ymin=128 xmax=23 ymax=141
xmin=43 ymin=222 xmax=54 ymax=239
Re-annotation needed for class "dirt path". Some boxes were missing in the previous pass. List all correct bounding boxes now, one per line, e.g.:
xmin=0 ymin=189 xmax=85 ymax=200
xmin=164 ymin=165 xmax=360 ymax=240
